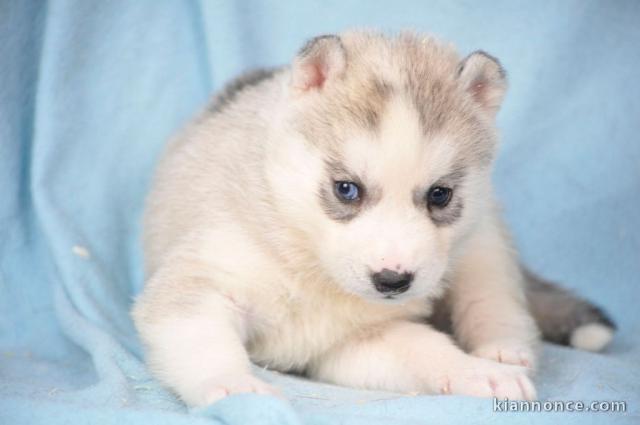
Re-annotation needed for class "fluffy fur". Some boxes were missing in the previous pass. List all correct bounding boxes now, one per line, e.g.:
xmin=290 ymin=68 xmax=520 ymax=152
xmin=132 ymin=31 xmax=615 ymax=407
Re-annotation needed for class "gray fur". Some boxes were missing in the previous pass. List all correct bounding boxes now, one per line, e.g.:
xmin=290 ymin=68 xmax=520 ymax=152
xmin=458 ymin=50 xmax=507 ymax=79
xmin=298 ymin=34 xmax=344 ymax=58
xmin=318 ymin=186 xmax=361 ymax=222
xmin=209 ymin=68 xmax=280 ymax=113
xmin=428 ymin=268 xmax=616 ymax=346
xmin=523 ymin=268 xmax=616 ymax=345
xmin=413 ymin=169 xmax=467 ymax=226
xmin=356 ymin=80 xmax=393 ymax=130
xmin=430 ymin=198 xmax=464 ymax=227
xmin=318 ymin=160 xmax=382 ymax=222
xmin=295 ymin=77 xmax=393 ymax=147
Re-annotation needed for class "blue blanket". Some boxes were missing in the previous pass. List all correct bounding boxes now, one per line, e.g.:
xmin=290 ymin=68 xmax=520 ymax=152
xmin=1 ymin=1 xmax=638 ymax=424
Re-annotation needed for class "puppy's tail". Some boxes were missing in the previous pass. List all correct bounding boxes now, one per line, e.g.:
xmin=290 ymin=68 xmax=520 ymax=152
xmin=524 ymin=267 xmax=616 ymax=352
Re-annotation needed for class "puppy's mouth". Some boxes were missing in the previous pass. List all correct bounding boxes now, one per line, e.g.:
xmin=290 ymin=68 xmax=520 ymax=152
xmin=378 ymin=292 xmax=414 ymax=304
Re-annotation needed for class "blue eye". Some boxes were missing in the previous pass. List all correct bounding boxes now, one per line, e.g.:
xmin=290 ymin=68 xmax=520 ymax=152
xmin=427 ymin=186 xmax=452 ymax=208
xmin=334 ymin=181 xmax=360 ymax=202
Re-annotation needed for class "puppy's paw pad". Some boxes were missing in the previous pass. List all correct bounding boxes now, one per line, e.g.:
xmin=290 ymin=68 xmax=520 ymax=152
xmin=199 ymin=373 xmax=282 ymax=405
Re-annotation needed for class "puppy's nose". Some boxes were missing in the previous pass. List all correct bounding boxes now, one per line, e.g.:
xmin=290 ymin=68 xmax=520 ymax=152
xmin=371 ymin=269 xmax=413 ymax=294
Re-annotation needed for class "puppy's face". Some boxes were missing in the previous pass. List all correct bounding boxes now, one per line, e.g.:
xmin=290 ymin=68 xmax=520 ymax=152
xmin=270 ymin=32 xmax=505 ymax=303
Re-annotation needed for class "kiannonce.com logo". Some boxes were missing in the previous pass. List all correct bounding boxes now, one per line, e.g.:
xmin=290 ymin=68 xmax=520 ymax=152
xmin=493 ymin=398 xmax=627 ymax=413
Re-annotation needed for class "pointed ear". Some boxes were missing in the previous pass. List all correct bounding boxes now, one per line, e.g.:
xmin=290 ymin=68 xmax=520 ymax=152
xmin=291 ymin=35 xmax=346 ymax=92
xmin=458 ymin=51 xmax=507 ymax=116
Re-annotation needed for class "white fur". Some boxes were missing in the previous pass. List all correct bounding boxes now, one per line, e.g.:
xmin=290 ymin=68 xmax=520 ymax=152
xmin=132 ymin=31 xmax=541 ymax=407
xmin=570 ymin=323 xmax=614 ymax=352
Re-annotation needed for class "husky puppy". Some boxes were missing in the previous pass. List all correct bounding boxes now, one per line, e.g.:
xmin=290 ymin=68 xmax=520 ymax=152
xmin=132 ymin=31 xmax=615 ymax=407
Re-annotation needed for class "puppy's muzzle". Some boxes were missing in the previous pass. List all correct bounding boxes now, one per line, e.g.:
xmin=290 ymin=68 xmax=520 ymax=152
xmin=371 ymin=269 xmax=413 ymax=294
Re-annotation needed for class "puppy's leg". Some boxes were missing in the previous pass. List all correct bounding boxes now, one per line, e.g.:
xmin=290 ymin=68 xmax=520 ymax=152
xmin=132 ymin=261 xmax=279 ymax=407
xmin=449 ymin=215 xmax=539 ymax=370
xmin=309 ymin=321 xmax=535 ymax=400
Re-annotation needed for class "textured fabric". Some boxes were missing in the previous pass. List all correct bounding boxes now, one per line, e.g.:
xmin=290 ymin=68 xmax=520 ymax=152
xmin=1 ymin=1 xmax=639 ymax=424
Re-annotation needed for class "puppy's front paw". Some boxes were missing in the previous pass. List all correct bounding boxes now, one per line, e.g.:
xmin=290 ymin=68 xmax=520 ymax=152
xmin=195 ymin=373 xmax=282 ymax=406
xmin=439 ymin=356 xmax=536 ymax=401
xmin=471 ymin=341 xmax=536 ymax=370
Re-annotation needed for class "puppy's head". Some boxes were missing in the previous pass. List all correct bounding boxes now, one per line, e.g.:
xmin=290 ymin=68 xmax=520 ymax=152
xmin=268 ymin=31 xmax=507 ymax=303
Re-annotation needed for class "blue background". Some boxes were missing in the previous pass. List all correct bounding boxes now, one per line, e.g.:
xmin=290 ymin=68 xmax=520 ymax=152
xmin=1 ymin=1 xmax=638 ymax=424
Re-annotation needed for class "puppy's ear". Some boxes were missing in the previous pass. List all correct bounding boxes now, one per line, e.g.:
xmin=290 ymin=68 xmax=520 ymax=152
xmin=291 ymin=35 xmax=346 ymax=92
xmin=458 ymin=51 xmax=507 ymax=117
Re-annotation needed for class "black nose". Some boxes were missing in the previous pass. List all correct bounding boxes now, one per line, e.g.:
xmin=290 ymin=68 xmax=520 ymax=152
xmin=371 ymin=269 xmax=413 ymax=294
